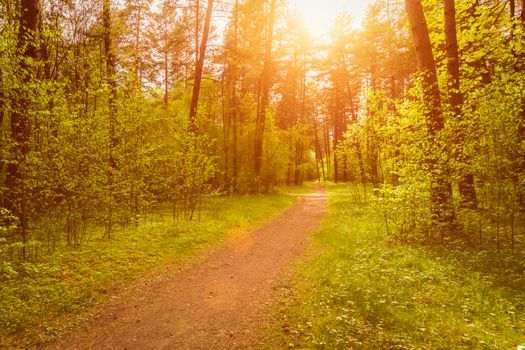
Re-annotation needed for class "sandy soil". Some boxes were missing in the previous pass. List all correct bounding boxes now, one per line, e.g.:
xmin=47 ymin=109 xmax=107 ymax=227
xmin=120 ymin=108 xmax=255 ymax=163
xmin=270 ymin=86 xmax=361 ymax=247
xmin=40 ymin=191 xmax=327 ymax=350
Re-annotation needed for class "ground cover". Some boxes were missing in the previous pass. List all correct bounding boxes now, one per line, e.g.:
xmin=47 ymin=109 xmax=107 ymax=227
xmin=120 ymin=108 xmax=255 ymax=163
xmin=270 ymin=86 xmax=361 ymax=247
xmin=273 ymin=189 xmax=525 ymax=349
xmin=0 ymin=194 xmax=295 ymax=348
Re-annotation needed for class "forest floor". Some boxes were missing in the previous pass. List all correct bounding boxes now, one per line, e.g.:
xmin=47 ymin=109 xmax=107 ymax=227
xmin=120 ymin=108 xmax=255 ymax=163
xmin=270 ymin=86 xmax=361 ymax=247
xmin=37 ymin=187 xmax=327 ymax=350
xmin=271 ymin=186 xmax=525 ymax=349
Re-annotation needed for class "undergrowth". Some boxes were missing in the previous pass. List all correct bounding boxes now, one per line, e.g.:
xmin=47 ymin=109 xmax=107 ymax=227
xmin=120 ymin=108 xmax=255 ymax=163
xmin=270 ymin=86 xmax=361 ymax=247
xmin=273 ymin=192 xmax=525 ymax=349
xmin=0 ymin=194 xmax=295 ymax=349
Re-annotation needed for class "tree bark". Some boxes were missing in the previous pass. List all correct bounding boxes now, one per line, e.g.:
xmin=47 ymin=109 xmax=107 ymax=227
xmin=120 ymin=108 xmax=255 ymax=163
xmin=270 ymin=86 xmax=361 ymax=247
xmin=164 ymin=47 xmax=169 ymax=108
xmin=254 ymin=0 xmax=275 ymax=177
xmin=133 ymin=2 xmax=143 ymax=89
xmin=405 ymin=0 xmax=455 ymax=227
xmin=195 ymin=0 xmax=199 ymax=65
xmin=367 ymin=136 xmax=379 ymax=187
xmin=221 ymin=72 xmax=230 ymax=188
xmin=103 ymin=0 xmax=117 ymax=163
xmin=0 ymin=70 xmax=5 ymax=208
xmin=189 ymin=0 xmax=213 ymax=132
xmin=103 ymin=0 xmax=118 ymax=238
xmin=343 ymin=56 xmax=367 ymax=188
xmin=228 ymin=0 xmax=239 ymax=192
xmin=323 ymin=120 xmax=331 ymax=180
xmin=333 ymin=83 xmax=341 ymax=182
xmin=444 ymin=0 xmax=477 ymax=208
xmin=313 ymin=120 xmax=326 ymax=181
xmin=5 ymin=0 xmax=41 ymax=260
xmin=517 ymin=0 xmax=525 ymax=209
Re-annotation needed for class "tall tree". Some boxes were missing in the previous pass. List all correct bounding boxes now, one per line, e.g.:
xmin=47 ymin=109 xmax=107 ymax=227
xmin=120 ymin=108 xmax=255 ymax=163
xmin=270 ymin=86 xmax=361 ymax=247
xmin=276 ymin=15 xmax=311 ymax=185
xmin=405 ymin=0 xmax=455 ymax=227
xmin=195 ymin=0 xmax=199 ymax=65
xmin=189 ymin=0 xmax=213 ymax=132
xmin=148 ymin=0 xmax=184 ymax=108
xmin=444 ymin=0 xmax=477 ymax=208
xmin=254 ymin=0 xmax=276 ymax=177
xmin=4 ymin=0 xmax=41 ymax=260
xmin=230 ymin=0 xmax=239 ymax=193
xmin=222 ymin=0 xmax=240 ymax=192
xmin=518 ymin=0 xmax=525 ymax=209
xmin=123 ymin=0 xmax=152 ymax=89
xmin=103 ymin=0 xmax=118 ymax=237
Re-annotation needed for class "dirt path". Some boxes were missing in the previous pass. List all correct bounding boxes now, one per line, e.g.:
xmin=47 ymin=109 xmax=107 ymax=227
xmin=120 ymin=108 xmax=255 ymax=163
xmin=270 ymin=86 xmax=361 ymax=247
xmin=42 ymin=192 xmax=327 ymax=350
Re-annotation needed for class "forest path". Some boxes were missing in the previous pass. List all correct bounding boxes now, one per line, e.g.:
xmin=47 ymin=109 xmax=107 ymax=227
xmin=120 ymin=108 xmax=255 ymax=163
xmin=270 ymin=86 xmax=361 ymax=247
xmin=42 ymin=190 xmax=327 ymax=350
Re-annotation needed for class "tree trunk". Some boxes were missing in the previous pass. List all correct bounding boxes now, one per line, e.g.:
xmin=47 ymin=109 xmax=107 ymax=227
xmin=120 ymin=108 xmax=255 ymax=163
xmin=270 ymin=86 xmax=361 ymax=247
xmin=333 ymin=83 xmax=341 ymax=183
xmin=103 ymin=0 xmax=117 ymax=163
xmin=286 ymin=142 xmax=293 ymax=185
xmin=5 ymin=0 xmax=41 ymax=260
xmin=444 ymin=0 xmax=462 ymax=117
xmin=103 ymin=0 xmax=118 ymax=238
xmin=405 ymin=0 xmax=455 ymax=227
xmin=313 ymin=120 xmax=325 ymax=181
xmin=195 ymin=0 xmax=199 ymax=65
xmin=230 ymin=0 xmax=239 ymax=192
xmin=231 ymin=92 xmax=239 ymax=192
xmin=343 ymin=64 xmax=367 ymax=188
xmin=294 ymin=139 xmax=302 ymax=185
xmin=356 ymin=140 xmax=367 ymax=193
xmin=367 ymin=136 xmax=379 ymax=187
xmin=0 ymin=74 xmax=4 ymax=208
xmin=444 ymin=0 xmax=477 ymax=208
xmin=221 ymin=72 xmax=229 ymax=188
xmin=189 ymin=0 xmax=213 ymax=132
xmin=134 ymin=4 xmax=142 ymax=89
xmin=295 ymin=53 xmax=306 ymax=185
xmin=323 ymin=120 xmax=331 ymax=180
xmin=517 ymin=0 xmax=525 ymax=209
xmin=254 ymin=0 xmax=276 ymax=177
xmin=164 ymin=47 xmax=169 ymax=108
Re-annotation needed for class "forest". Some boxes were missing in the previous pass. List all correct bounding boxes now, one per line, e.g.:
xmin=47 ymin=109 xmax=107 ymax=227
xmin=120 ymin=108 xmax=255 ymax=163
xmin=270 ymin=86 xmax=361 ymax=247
xmin=1 ymin=0 xmax=524 ymax=348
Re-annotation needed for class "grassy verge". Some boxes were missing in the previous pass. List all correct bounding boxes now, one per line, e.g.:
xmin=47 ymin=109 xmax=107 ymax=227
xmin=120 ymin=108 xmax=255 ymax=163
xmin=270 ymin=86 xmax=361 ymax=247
xmin=273 ymin=192 xmax=525 ymax=349
xmin=0 ymin=194 xmax=295 ymax=349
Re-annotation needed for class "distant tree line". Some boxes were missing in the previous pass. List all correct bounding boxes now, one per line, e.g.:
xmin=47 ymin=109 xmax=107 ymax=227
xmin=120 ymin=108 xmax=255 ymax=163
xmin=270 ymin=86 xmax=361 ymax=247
xmin=1 ymin=0 xmax=524 ymax=266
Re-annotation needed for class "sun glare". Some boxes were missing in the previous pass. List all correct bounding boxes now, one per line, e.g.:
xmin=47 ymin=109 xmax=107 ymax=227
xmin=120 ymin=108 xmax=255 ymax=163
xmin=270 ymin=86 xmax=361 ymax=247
xmin=291 ymin=0 xmax=372 ymax=37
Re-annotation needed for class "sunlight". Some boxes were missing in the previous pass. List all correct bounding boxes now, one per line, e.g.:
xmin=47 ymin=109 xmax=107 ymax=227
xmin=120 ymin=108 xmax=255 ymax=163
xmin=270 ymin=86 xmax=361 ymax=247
xmin=291 ymin=0 xmax=373 ymax=36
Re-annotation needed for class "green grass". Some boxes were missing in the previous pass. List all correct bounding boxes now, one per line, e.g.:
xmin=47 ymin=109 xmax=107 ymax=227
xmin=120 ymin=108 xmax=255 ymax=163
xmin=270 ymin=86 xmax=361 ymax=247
xmin=272 ymin=192 xmax=525 ymax=349
xmin=0 ymin=194 xmax=295 ymax=349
